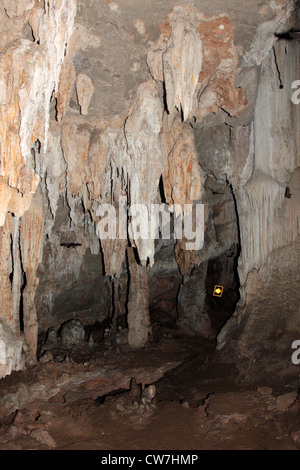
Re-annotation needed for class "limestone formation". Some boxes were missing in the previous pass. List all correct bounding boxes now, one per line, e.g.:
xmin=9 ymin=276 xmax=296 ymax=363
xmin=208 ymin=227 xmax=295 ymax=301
xmin=217 ymin=36 xmax=300 ymax=372
xmin=76 ymin=74 xmax=95 ymax=116
xmin=147 ymin=6 xmax=248 ymax=123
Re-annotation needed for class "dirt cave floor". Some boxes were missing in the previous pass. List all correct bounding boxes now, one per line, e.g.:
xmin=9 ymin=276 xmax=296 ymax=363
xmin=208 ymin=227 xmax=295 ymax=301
xmin=0 ymin=334 xmax=299 ymax=451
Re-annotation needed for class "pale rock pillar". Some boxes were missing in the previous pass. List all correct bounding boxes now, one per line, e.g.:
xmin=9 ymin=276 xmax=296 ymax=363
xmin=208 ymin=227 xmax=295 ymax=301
xmin=127 ymin=247 xmax=151 ymax=349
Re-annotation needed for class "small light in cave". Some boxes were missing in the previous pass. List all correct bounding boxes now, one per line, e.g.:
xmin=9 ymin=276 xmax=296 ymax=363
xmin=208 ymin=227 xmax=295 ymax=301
xmin=213 ymin=285 xmax=224 ymax=297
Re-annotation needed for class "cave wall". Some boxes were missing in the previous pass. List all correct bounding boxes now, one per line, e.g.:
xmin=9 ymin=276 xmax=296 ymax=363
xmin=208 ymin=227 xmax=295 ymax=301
xmin=217 ymin=31 xmax=300 ymax=380
xmin=0 ymin=0 xmax=298 ymax=378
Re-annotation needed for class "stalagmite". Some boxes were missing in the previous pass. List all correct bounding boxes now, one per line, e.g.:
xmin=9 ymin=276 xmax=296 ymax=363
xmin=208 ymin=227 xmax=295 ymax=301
xmin=127 ymin=247 xmax=151 ymax=349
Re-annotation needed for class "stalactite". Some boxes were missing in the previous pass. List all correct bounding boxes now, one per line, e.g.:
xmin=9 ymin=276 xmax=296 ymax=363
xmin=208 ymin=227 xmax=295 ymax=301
xmin=147 ymin=6 xmax=248 ymax=124
xmin=76 ymin=74 xmax=95 ymax=116
xmin=20 ymin=185 xmax=44 ymax=361
xmin=11 ymin=216 xmax=23 ymax=335
xmin=0 ymin=0 xmax=77 ymax=227
xmin=0 ymin=214 xmax=13 ymax=327
xmin=124 ymin=81 xmax=164 ymax=267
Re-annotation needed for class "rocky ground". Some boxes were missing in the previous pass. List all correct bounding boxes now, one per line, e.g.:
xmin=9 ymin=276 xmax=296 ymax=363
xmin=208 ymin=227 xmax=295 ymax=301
xmin=0 ymin=335 xmax=299 ymax=450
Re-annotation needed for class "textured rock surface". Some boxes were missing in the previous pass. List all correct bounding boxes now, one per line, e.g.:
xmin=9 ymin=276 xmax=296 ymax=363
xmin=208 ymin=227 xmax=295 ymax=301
xmin=217 ymin=30 xmax=300 ymax=379
xmin=147 ymin=6 xmax=248 ymax=121
xmin=0 ymin=0 xmax=77 ymax=224
xmin=0 ymin=339 xmax=191 ymax=419
xmin=60 ymin=319 xmax=85 ymax=348
xmin=127 ymin=248 xmax=151 ymax=348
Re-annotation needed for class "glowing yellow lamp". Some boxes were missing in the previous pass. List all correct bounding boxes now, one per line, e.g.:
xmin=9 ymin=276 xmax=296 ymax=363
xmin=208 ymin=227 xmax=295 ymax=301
xmin=213 ymin=285 xmax=224 ymax=297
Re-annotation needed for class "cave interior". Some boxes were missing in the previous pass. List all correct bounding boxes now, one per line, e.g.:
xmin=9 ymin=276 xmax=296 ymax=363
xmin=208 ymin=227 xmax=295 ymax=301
xmin=0 ymin=0 xmax=299 ymax=451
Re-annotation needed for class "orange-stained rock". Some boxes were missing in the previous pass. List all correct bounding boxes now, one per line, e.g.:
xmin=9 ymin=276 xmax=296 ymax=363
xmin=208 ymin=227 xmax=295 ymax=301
xmin=147 ymin=6 xmax=247 ymax=123
xmin=0 ymin=0 xmax=77 ymax=226
xmin=162 ymin=113 xmax=203 ymax=208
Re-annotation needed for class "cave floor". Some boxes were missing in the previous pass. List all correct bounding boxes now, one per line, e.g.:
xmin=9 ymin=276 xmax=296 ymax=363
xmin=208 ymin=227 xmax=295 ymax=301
xmin=0 ymin=336 xmax=299 ymax=450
